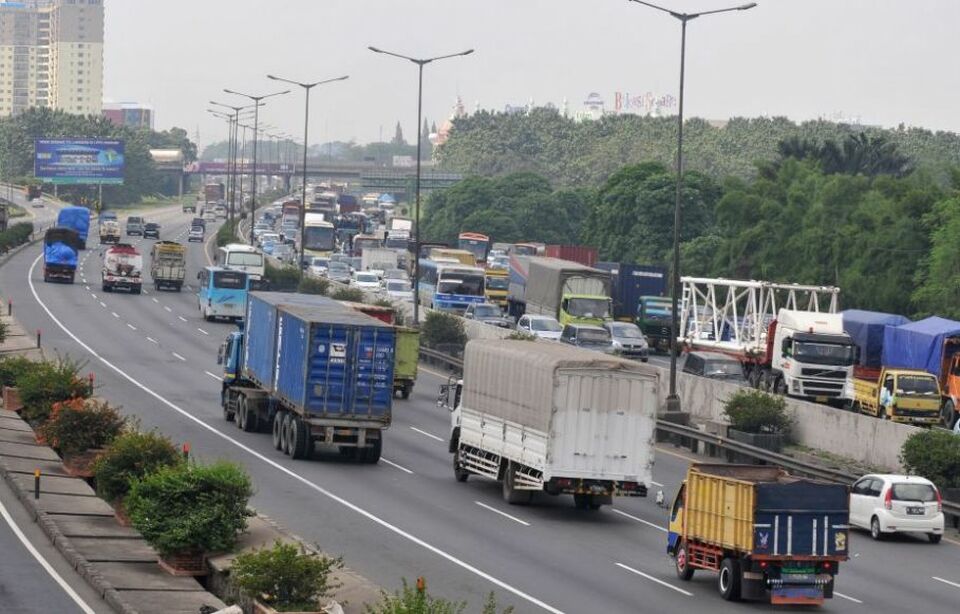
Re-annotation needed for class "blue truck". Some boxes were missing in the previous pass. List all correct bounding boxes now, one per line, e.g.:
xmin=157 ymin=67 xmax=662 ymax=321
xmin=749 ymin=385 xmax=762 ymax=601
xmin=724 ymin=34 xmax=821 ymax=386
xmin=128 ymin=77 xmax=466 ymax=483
xmin=42 ymin=227 xmax=81 ymax=284
xmin=218 ymin=292 xmax=396 ymax=463
xmin=56 ymin=206 xmax=91 ymax=250
xmin=595 ymin=262 xmax=668 ymax=321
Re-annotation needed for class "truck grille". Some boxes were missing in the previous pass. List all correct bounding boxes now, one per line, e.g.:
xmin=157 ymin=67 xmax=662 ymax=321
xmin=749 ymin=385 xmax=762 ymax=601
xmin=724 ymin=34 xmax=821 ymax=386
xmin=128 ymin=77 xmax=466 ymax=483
xmin=800 ymin=368 xmax=846 ymax=379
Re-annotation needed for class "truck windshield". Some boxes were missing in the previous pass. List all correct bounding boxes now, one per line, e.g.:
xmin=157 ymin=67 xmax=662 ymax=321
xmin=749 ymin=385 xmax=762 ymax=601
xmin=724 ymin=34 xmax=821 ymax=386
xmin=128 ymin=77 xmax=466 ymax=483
xmin=438 ymin=274 xmax=484 ymax=296
xmin=793 ymin=341 xmax=856 ymax=366
xmin=304 ymin=226 xmax=335 ymax=251
xmin=213 ymin=271 xmax=246 ymax=289
xmin=568 ymin=297 xmax=611 ymax=319
xmin=898 ymin=375 xmax=939 ymax=396
xmin=642 ymin=300 xmax=675 ymax=319
xmin=485 ymin=276 xmax=509 ymax=290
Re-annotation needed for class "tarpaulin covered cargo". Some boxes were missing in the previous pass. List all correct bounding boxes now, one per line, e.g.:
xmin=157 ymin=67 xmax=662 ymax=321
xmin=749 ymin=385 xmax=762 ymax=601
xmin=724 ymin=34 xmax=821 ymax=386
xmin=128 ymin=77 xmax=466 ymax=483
xmin=43 ymin=242 xmax=77 ymax=267
xmin=881 ymin=316 xmax=960 ymax=377
xmin=56 ymin=206 xmax=90 ymax=242
xmin=842 ymin=309 xmax=910 ymax=368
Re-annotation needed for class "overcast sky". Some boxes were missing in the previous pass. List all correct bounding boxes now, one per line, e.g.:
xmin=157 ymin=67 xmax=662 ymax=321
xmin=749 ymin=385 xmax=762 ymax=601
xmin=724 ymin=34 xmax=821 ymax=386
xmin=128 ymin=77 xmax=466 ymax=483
xmin=105 ymin=1 xmax=959 ymax=148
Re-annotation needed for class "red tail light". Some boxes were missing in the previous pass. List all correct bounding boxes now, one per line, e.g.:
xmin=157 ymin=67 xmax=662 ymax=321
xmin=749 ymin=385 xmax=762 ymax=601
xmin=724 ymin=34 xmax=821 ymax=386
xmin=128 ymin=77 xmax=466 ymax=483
xmin=884 ymin=487 xmax=893 ymax=510
xmin=759 ymin=561 xmax=768 ymax=569
xmin=822 ymin=562 xmax=832 ymax=571
xmin=936 ymin=487 xmax=943 ymax=513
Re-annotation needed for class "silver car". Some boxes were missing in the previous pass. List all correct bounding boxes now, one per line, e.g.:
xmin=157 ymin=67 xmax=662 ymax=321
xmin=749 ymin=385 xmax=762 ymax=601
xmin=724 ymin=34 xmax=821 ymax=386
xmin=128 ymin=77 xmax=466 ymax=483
xmin=604 ymin=322 xmax=650 ymax=362
xmin=464 ymin=303 xmax=512 ymax=328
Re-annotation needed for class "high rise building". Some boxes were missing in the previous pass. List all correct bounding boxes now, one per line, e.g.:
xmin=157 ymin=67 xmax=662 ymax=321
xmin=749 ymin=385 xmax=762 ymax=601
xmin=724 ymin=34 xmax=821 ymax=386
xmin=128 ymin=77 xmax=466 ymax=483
xmin=0 ymin=0 xmax=103 ymax=117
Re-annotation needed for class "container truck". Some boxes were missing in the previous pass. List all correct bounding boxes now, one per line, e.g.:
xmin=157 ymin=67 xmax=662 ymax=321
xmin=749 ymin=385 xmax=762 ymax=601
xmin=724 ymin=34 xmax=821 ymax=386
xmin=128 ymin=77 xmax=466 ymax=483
xmin=42 ymin=227 xmax=81 ymax=284
xmin=680 ymin=278 xmax=857 ymax=403
xmin=544 ymin=245 xmax=598 ymax=267
xmin=149 ymin=241 xmax=186 ymax=292
xmin=668 ymin=464 xmax=849 ymax=605
xmin=101 ymin=244 xmax=143 ymax=294
xmin=595 ymin=262 xmax=668 ymax=321
xmin=218 ymin=292 xmax=396 ymax=462
xmin=56 ymin=206 xmax=90 ymax=249
xmin=507 ymin=256 xmax=612 ymax=327
xmin=850 ymin=367 xmax=941 ymax=424
xmin=484 ymin=268 xmax=509 ymax=309
xmin=882 ymin=316 xmax=960 ymax=428
xmin=442 ymin=340 xmax=658 ymax=509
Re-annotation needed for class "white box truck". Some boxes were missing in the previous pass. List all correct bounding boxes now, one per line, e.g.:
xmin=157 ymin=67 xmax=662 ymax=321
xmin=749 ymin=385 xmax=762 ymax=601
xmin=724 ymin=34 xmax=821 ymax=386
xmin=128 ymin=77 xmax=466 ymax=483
xmin=441 ymin=339 xmax=659 ymax=509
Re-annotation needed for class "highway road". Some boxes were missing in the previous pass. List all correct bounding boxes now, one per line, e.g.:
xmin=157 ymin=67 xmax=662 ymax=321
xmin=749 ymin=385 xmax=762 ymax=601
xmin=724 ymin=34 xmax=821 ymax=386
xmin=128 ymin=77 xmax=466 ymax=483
xmin=2 ymin=208 xmax=959 ymax=613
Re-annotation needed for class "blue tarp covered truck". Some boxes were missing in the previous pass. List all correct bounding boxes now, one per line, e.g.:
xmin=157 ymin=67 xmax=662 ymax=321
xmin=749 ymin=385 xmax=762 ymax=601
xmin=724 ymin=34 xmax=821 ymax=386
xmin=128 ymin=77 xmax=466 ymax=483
xmin=218 ymin=292 xmax=396 ymax=462
xmin=56 ymin=206 xmax=90 ymax=249
xmin=842 ymin=309 xmax=911 ymax=371
xmin=42 ymin=227 xmax=81 ymax=283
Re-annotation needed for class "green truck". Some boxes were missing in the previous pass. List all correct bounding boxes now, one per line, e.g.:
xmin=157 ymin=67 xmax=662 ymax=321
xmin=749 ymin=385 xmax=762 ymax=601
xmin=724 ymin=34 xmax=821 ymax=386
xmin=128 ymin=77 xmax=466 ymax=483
xmin=393 ymin=327 xmax=420 ymax=400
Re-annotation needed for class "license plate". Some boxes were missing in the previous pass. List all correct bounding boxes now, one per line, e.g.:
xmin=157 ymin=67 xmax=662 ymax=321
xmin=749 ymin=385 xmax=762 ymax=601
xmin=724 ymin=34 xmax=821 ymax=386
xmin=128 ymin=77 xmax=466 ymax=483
xmin=907 ymin=507 xmax=925 ymax=515
xmin=815 ymin=396 xmax=828 ymax=403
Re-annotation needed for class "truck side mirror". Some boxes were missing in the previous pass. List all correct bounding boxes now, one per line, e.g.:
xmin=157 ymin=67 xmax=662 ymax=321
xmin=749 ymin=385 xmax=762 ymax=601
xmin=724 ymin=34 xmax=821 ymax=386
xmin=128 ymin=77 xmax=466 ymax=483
xmin=437 ymin=384 xmax=448 ymax=408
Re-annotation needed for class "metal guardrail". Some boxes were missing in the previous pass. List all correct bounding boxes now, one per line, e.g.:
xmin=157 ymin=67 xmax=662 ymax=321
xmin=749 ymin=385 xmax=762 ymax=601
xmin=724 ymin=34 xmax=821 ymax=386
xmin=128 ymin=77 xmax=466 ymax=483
xmin=417 ymin=345 xmax=960 ymax=518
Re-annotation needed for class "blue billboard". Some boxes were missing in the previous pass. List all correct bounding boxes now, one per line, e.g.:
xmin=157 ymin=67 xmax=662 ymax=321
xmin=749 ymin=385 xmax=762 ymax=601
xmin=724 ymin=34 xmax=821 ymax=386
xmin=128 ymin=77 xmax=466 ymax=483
xmin=34 ymin=139 xmax=125 ymax=185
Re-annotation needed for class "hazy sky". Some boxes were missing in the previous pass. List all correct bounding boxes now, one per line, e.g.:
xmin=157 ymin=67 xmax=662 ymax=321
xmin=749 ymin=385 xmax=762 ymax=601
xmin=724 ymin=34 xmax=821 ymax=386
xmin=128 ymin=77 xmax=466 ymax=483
xmin=105 ymin=1 xmax=960 ymax=148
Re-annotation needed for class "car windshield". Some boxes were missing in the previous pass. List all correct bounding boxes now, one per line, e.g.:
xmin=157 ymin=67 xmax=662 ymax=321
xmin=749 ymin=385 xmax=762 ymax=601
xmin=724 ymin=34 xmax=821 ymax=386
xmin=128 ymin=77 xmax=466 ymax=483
xmin=356 ymin=273 xmax=378 ymax=283
xmin=473 ymin=305 xmax=500 ymax=317
xmin=190 ymin=227 xmax=203 ymax=234
xmin=898 ymin=375 xmax=939 ymax=395
xmin=578 ymin=329 xmax=610 ymax=344
xmin=891 ymin=483 xmax=937 ymax=502
xmin=531 ymin=319 xmax=562 ymax=332
xmin=311 ymin=258 xmax=329 ymax=268
xmin=387 ymin=281 xmax=411 ymax=292
xmin=793 ymin=341 xmax=857 ymax=366
xmin=485 ymin=276 xmax=509 ymax=290
xmin=703 ymin=360 xmax=743 ymax=377
xmin=567 ymin=298 xmax=611 ymax=319
xmin=609 ymin=323 xmax=643 ymax=338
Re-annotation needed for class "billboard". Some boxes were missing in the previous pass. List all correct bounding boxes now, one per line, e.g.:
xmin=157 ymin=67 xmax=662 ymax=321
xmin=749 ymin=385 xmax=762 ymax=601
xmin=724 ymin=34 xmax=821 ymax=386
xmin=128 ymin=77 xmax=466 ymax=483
xmin=35 ymin=139 xmax=125 ymax=185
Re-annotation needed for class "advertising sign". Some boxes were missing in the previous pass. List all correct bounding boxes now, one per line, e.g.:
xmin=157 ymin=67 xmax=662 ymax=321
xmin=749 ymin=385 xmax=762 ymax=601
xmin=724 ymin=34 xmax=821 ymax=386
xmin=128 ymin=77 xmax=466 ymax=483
xmin=35 ymin=139 xmax=125 ymax=185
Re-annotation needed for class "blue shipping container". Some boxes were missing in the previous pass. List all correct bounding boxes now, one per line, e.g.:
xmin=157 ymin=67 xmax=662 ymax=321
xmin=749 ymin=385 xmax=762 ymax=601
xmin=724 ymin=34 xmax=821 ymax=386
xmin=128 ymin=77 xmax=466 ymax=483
xmin=243 ymin=293 xmax=284 ymax=389
xmin=596 ymin=262 xmax=668 ymax=319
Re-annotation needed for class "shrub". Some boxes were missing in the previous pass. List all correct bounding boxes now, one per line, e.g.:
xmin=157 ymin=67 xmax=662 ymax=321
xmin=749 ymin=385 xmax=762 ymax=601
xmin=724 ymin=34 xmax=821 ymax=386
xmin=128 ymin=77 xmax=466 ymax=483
xmin=93 ymin=430 xmax=184 ymax=503
xmin=0 ymin=222 xmax=33 ymax=253
xmin=264 ymin=262 xmax=300 ymax=292
xmin=507 ymin=331 xmax=536 ymax=341
xmin=297 ymin=276 xmax=329 ymax=295
xmin=37 ymin=398 xmax=126 ymax=456
xmin=126 ymin=461 xmax=253 ymax=556
xmin=366 ymin=580 xmax=513 ymax=614
xmin=0 ymin=355 xmax=35 ymax=387
xmin=900 ymin=430 xmax=960 ymax=490
xmin=18 ymin=357 xmax=90 ymax=424
xmin=216 ymin=220 xmax=239 ymax=247
xmin=232 ymin=540 xmax=342 ymax=612
xmin=331 ymin=287 xmax=366 ymax=303
xmin=421 ymin=312 xmax=467 ymax=353
xmin=722 ymin=389 xmax=791 ymax=435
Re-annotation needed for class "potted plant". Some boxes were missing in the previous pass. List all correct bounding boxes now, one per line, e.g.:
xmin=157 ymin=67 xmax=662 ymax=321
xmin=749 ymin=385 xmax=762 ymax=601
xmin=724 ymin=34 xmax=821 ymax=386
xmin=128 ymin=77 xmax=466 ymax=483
xmin=901 ymin=429 xmax=960 ymax=504
xmin=232 ymin=540 xmax=342 ymax=614
xmin=722 ymin=389 xmax=792 ymax=454
xmin=37 ymin=398 xmax=126 ymax=477
xmin=92 ymin=430 xmax=184 ymax=526
xmin=126 ymin=461 xmax=252 ymax=576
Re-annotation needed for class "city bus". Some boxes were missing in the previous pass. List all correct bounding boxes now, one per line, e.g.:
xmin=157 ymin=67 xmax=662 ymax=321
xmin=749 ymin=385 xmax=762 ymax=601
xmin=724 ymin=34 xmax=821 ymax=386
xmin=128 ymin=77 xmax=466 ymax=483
xmin=216 ymin=243 xmax=265 ymax=280
xmin=197 ymin=266 xmax=250 ymax=321
xmin=417 ymin=259 xmax=486 ymax=313
xmin=302 ymin=212 xmax=336 ymax=262
xmin=458 ymin=232 xmax=491 ymax=265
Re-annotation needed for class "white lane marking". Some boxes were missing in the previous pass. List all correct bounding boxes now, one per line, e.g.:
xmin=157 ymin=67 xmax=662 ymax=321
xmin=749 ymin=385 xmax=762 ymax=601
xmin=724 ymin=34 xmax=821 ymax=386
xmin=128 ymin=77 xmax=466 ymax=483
xmin=410 ymin=426 xmax=444 ymax=442
xmin=111 ymin=312 xmax=119 ymax=318
xmin=381 ymin=458 xmax=414 ymax=475
xmin=475 ymin=501 xmax=531 ymax=526
xmin=615 ymin=563 xmax=693 ymax=597
xmin=834 ymin=591 xmax=864 ymax=604
xmin=26 ymin=253 xmax=565 ymax=614
xmin=98 ymin=301 xmax=106 ymax=308
xmin=152 ymin=298 xmax=158 ymax=303
xmin=142 ymin=290 xmax=149 ymax=295
xmin=0 ymin=497 xmax=97 ymax=614
xmin=91 ymin=293 xmax=97 ymax=299
xmin=127 ymin=323 xmax=137 ymax=331
xmin=84 ymin=285 xmax=90 ymax=290
xmin=197 ymin=328 xmax=209 ymax=335
xmin=204 ymin=371 xmax=222 ymax=381
xmin=146 ymin=337 xmax=158 ymax=344
xmin=933 ymin=576 xmax=960 ymax=589
xmin=651 ymin=480 xmax=664 ymax=487
xmin=611 ymin=509 xmax=668 ymax=533
xmin=163 ymin=306 xmax=172 ymax=312
xmin=171 ymin=352 xmax=186 ymax=362
xmin=178 ymin=315 xmax=188 ymax=322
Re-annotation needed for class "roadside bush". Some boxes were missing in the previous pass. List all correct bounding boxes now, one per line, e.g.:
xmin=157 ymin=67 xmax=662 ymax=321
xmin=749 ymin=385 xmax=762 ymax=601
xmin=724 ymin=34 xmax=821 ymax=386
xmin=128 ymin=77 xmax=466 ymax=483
xmin=297 ymin=276 xmax=329 ymax=295
xmin=37 ymin=398 xmax=126 ymax=456
xmin=126 ymin=461 xmax=253 ymax=557
xmin=0 ymin=319 xmax=7 ymax=345
xmin=0 ymin=222 xmax=33 ymax=253
xmin=366 ymin=579 xmax=513 ymax=614
xmin=421 ymin=312 xmax=467 ymax=354
xmin=331 ymin=287 xmax=365 ymax=303
xmin=722 ymin=389 xmax=792 ymax=435
xmin=233 ymin=540 xmax=342 ymax=612
xmin=506 ymin=331 xmax=536 ymax=341
xmin=264 ymin=262 xmax=300 ymax=292
xmin=93 ymin=430 xmax=183 ymax=504
xmin=0 ymin=355 xmax=33 ymax=386
xmin=900 ymin=430 xmax=960 ymax=491
xmin=215 ymin=219 xmax=239 ymax=247
xmin=18 ymin=356 xmax=90 ymax=424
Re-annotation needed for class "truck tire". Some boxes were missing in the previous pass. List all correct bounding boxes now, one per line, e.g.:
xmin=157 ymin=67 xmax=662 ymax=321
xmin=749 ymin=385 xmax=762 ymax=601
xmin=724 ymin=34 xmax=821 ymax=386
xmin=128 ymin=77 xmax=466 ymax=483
xmin=222 ymin=393 xmax=234 ymax=422
xmin=102 ymin=284 xmax=111 ymax=292
xmin=574 ymin=494 xmax=602 ymax=510
xmin=502 ymin=461 xmax=532 ymax=505
xmin=675 ymin=543 xmax=694 ymax=581
xmin=280 ymin=412 xmax=293 ymax=455
xmin=272 ymin=411 xmax=285 ymax=450
xmin=241 ymin=399 xmax=259 ymax=432
xmin=338 ymin=446 xmax=358 ymax=460
xmin=289 ymin=415 xmax=311 ymax=460
xmin=453 ymin=449 xmax=469 ymax=482
xmin=942 ymin=400 xmax=956 ymax=429
xmin=236 ymin=397 xmax=248 ymax=430
xmin=175 ymin=283 xmax=182 ymax=293
xmin=361 ymin=437 xmax=382 ymax=464
xmin=718 ymin=558 xmax=741 ymax=601
xmin=401 ymin=383 xmax=412 ymax=400
xmin=132 ymin=286 xmax=142 ymax=295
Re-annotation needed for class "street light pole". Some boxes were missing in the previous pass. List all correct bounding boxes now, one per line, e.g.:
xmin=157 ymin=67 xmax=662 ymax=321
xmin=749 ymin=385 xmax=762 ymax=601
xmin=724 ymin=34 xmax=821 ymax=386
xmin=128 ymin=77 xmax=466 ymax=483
xmin=268 ymin=74 xmax=349 ymax=269
xmin=225 ymin=89 xmax=290 ymax=244
xmin=368 ymin=46 xmax=474 ymax=327
xmin=211 ymin=101 xmax=257 ymax=223
xmin=628 ymin=0 xmax=757 ymax=412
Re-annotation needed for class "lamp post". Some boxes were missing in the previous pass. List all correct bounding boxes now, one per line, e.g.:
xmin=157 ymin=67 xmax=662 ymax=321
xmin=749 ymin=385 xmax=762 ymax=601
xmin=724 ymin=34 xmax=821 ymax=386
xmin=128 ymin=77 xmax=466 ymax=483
xmin=211 ymin=101 xmax=257 ymax=223
xmin=368 ymin=46 xmax=474 ymax=327
xmin=224 ymin=89 xmax=290 ymax=243
xmin=267 ymin=74 xmax=349 ymax=270
xmin=628 ymin=0 xmax=757 ymax=412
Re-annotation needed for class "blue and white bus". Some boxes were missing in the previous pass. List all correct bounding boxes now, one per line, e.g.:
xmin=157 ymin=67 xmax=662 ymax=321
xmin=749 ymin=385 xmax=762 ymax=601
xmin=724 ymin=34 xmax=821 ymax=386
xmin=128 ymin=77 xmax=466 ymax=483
xmin=197 ymin=266 xmax=249 ymax=321
xmin=418 ymin=259 xmax=486 ymax=313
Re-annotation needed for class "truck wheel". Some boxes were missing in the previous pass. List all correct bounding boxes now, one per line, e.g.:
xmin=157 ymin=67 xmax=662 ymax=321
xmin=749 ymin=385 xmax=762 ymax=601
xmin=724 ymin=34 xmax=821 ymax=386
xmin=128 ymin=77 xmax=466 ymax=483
xmin=102 ymin=284 xmax=111 ymax=292
xmin=361 ymin=437 xmax=382 ymax=464
xmin=453 ymin=450 xmax=469 ymax=482
xmin=338 ymin=446 xmax=358 ymax=460
xmin=280 ymin=412 xmax=293 ymax=455
xmin=718 ymin=558 xmax=742 ymax=601
xmin=289 ymin=415 xmax=311 ymax=460
xmin=401 ymin=383 xmax=412 ymax=400
xmin=502 ymin=462 xmax=532 ymax=505
xmin=574 ymin=494 xmax=601 ymax=510
xmin=942 ymin=400 xmax=956 ymax=429
xmin=132 ymin=286 xmax=141 ymax=295
xmin=774 ymin=377 xmax=787 ymax=396
xmin=675 ymin=543 xmax=694 ymax=581
xmin=271 ymin=411 xmax=285 ymax=450
xmin=236 ymin=397 xmax=248 ymax=430
xmin=242 ymin=400 xmax=258 ymax=432
xmin=222 ymin=394 xmax=234 ymax=422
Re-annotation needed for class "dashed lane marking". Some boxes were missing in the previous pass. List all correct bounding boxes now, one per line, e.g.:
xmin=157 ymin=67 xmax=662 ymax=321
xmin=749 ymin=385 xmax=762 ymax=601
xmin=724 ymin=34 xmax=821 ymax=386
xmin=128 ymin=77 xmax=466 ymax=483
xmin=611 ymin=509 xmax=667 ymax=533
xmin=381 ymin=458 xmax=414 ymax=475
xmin=146 ymin=337 xmax=158 ymax=344
xmin=475 ymin=501 xmax=530 ymax=526
xmin=615 ymin=563 xmax=693 ymax=597
xmin=171 ymin=352 xmax=186 ymax=362
xmin=410 ymin=426 xmax=444 ymax=442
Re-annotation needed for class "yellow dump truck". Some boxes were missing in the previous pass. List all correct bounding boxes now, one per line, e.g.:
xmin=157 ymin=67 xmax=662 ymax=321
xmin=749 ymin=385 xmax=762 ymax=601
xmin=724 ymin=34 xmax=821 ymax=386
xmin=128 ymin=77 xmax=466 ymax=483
xmin=851 ymin=368 xmax=941 ymax=425
xmin=484 ymin=268 xmax=509 ymax=309
xmin=149 ymin=241 xmax=186 ymax=292
xmin=668 ymin=464 xmax=849 ymax=605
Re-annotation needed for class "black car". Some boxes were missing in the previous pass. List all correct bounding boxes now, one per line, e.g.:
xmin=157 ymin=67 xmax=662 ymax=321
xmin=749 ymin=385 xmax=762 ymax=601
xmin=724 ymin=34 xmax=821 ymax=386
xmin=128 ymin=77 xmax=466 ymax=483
xmin=681 ymin=351 xmax=747 ymax=384
xmin=143 ymin=222 xmax=160 ymax=239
